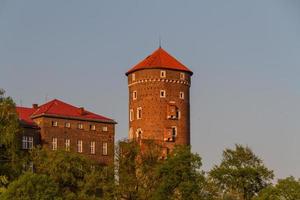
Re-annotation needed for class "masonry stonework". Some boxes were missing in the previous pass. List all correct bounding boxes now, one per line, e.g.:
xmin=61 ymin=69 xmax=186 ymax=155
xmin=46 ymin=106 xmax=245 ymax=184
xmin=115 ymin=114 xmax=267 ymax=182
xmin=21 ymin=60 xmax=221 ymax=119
xmin=126 ymin=47 xmax=193 ymax=155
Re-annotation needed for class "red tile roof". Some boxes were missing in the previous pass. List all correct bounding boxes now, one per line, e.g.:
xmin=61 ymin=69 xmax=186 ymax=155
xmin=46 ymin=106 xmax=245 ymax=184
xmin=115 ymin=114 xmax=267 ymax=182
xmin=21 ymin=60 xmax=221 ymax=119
xmin=16 ymin=99 xmax=116 ymax=125
xmin=126 ymin=47 xmax=193 ymax=75
xmin=16 ymin=107 xmax=36 ymax=126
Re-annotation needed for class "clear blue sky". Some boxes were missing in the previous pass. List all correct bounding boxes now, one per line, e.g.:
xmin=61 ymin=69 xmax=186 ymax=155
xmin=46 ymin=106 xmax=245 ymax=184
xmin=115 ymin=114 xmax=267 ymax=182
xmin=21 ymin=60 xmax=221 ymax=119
xmin=1 ymin=0 xmax=300 ymax=179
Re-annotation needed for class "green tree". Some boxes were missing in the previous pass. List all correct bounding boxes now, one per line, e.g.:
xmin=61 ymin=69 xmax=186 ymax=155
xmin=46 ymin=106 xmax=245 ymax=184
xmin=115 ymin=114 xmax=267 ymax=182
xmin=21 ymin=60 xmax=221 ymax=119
xmin=0 ymin=172 xmax=61 ymax=200
xmin=209 ymin=144 xmax=274 ymax=200
xmin=255 ymin=176 xmax=300 ymax=200
xmin=0 ymin=89 xmax=23 ymax=179
xmin=30 ymin=147 xmax=115 ymax=199
xmin=152 ymin=146 xmax=207 ymax=200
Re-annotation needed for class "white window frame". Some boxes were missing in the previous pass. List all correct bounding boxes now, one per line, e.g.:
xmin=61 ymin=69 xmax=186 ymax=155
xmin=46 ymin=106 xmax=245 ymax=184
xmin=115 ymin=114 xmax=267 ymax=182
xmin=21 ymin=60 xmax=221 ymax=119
xmin=132 ymin=73 xmax=136 ymax=81
xmin=137 ymin=107 xmax=142 ymax=119
xmin=160 ymin=90 xmax=166 ymax=98
xmin=90 ymin=141 xmax=95 ymax=154
xmin=130 ymin=109 xmax=134 ymax=121
xmin=78 ymin=123 xmax=83 ymax=129
xmin=160 ymin=70 xmax=166 ymax=78
xmin=77 ymin=140 xmax=83 ymax=153
xmin=180 ymin=72 xmax=185 ymax=80
xmin=52 ymin=121 xmax=58 ymax=127
xmin=22 ymin=136 xmax=33 ymax=150
xmin=52 ymin=137 xmax=57 ymax=151
xmin=102 ymin=142 xmax=108 ymax=155
xmin=65 ymin=122 xmax=71 ymax=128
xmin=180 ymin=92 xmax=184 ymax=99
xmin=65 ymin=139 xmax=70 ymax=151
xmin=133 ymin=91 xmax=137 ymax=100
xmin=102 ymin=126 xmax=108 ymax=132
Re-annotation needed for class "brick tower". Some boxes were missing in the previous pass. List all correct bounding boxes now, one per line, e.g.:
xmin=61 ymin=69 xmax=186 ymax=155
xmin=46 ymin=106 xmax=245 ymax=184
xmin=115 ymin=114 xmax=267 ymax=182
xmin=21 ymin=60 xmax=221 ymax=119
xmin=126 ymin=47 xmax=193 ymax=155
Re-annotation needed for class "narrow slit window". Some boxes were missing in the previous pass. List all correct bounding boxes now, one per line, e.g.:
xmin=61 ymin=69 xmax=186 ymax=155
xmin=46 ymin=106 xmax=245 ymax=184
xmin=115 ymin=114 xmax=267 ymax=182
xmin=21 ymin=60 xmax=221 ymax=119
xmin=137 ymin=107 xmax=142 ymax=119
xmin=180 ymin=92 xmax=184 ymax=99
xmin=133 ymin=91 xmax=137 ymax=100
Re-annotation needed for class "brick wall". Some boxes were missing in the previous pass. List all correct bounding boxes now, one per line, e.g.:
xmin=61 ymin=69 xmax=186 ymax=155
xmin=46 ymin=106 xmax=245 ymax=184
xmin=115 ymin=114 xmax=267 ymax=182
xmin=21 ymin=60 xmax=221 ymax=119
xmin=127 ymin=69 xmax=191 ymax=153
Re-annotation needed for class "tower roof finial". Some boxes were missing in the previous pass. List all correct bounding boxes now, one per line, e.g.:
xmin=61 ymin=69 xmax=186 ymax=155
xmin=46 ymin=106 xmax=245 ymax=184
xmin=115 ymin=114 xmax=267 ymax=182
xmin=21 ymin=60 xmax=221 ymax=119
xmin=159 ymin=35 xmax=162 ymax=48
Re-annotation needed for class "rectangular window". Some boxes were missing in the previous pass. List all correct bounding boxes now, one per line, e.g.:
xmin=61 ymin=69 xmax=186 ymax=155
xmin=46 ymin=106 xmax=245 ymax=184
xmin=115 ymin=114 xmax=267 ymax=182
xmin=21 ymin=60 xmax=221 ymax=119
xmin=130 ymin=109 xmax=134 ymax=121
xmin=65 ymin=122 xmax=71 ymax=128
xmin=22 ymin=136 xmax=33 ymax=149
xmin=78 ymin=123 xmax=83 ymax=129
xmin=180 ymin=72 xmax=185 ymax=80
xmin=137 ymin=107 xmax=142 ymax=119
xmin=132 ymin=73 xmax=136 ymax=81
xmin=102 ymin=126 xmax=108 ymax=132
xmin=90 ymin=124 xmax=96 ymax=131
xmin=90 ymin=141 xmax=95 ymax=154
xmin=160 ymin=90 xmax=166 ymax=98
xmin=164 ymin=128 xmax=174 ymax=142
xmin=77 ymin=140 xmax=83 ymax=153
xmin=172 ymin=127 xmax=177 ymax=141
xmin=180 ymin=92 xmax=184 ymax=99
xmin=102 ymin=142 xmax=108 ymax=155
xmin=52 ymin=121 xmax=58 ymax=127
xmin=160 ymin=70 xmax=166 ymax=78
xmin=133 ymin=91 xmax=137 ymax=100
xmin=52 ymin=137 xmax=57 ymax=151
xmin=65 ymin=139 xmax=70 ymax=151
xmin=167 ymin=105 xmax=178 ymax=119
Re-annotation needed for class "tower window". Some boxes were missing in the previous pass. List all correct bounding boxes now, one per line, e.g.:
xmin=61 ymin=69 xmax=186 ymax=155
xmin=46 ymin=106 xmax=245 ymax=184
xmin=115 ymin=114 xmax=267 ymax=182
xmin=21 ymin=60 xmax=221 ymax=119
xmin=160 ymin=70 xmax=166 ymax=78
xmin=137 ymin=107 xmax=142 ymax=119
xmin=136 ymin=128 xmax=143 ymax=139
xmin=171 ymin=126 xmax=177 ymax=141
xmin=133 ymin=91 xmax=137 ymax=100
xmin=130 ymin=109 xmax=134 ymax=121
xmin=160 ymin=90 xmax=166 ymax=98
xmin=167 ymin=105 xmax=179 ymax=119
xmin=180 ymin=92 xmax=184 ymax=99
xmin=132 ymin=73 xmax=136 ymax=81
xmin=180 ymin=73 xmax=185 ymax=80
xmin=164 ymin=127 xmax=176 ymax=142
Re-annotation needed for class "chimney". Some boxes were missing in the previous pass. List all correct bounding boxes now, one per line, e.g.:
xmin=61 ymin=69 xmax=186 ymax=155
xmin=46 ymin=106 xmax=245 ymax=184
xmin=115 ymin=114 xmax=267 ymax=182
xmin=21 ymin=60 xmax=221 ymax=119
xmin=79 ymin=107 xmax=85 ymax=115
xmin=32 ymin=104 xmax=38 ymax=109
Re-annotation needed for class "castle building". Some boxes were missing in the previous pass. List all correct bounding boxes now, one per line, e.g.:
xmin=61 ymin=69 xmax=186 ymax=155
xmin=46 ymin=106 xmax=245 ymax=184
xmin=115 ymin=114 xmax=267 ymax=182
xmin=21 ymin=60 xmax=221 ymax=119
xmin=16 ymin=99 xmax=116 ymax=165
xmin=126 ymin=47 xmax=193 ymax=156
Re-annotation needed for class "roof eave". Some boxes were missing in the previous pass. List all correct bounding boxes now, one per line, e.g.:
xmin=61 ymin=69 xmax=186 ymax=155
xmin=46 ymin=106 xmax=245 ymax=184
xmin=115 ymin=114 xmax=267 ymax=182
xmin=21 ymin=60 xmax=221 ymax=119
xmin=126 ymin=67 xmax=193 ymax=76
xmin=31 ymin=113 xmax=117 ymax=124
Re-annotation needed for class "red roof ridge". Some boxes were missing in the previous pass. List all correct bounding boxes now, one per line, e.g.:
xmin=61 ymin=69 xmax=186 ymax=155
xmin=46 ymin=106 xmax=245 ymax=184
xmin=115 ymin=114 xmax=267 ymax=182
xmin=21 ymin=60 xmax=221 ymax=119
xmin=30 ymin=98 xmax=116 ymax=123
xmin=126 ymin=47 xmax=193 ymax=75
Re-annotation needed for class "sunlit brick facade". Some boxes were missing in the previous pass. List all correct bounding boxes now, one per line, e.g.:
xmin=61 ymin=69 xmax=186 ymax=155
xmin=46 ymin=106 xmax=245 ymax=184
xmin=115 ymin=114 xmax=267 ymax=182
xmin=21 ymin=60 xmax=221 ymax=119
xmin=17 ymin=99 xmax=116 ymax=165
xmin=126 ymin=47 xmax=193 ymax=157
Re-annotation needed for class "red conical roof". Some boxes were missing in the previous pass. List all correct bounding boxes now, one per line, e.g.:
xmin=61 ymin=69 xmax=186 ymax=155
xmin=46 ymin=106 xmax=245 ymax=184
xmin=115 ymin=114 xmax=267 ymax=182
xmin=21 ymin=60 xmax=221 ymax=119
xmin=126 ymin=47 xmax=193 ymax=75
